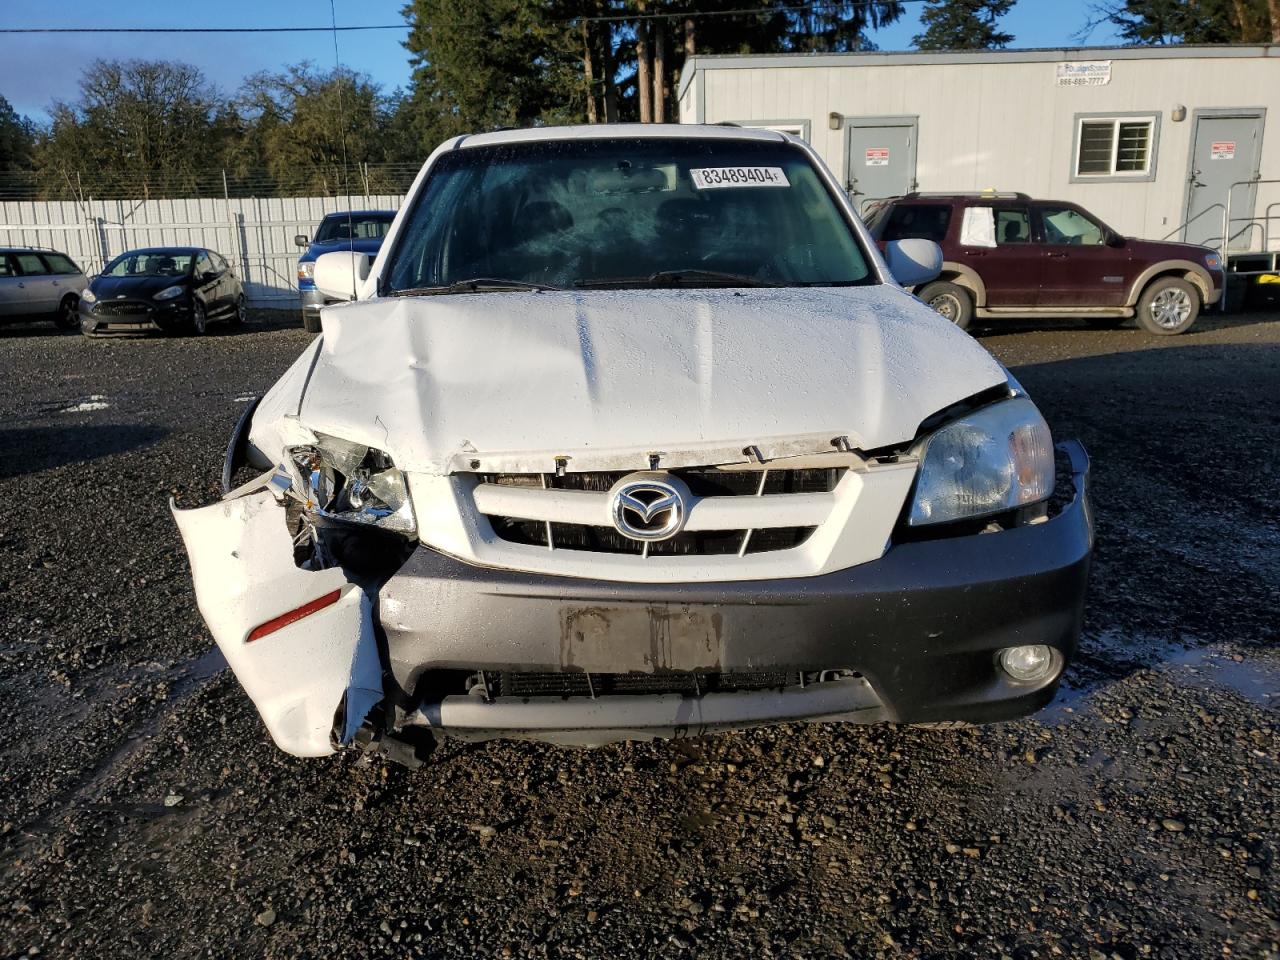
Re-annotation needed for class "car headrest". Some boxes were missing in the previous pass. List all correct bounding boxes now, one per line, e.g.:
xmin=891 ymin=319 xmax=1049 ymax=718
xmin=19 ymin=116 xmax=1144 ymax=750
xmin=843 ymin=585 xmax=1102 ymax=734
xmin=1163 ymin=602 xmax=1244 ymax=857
xmin=521 ymin=200 xmax=574 ymax=235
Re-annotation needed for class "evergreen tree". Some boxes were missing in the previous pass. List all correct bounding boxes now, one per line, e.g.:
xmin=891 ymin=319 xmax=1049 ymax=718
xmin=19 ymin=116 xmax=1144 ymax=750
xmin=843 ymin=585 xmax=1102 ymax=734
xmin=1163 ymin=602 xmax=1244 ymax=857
xmin=0 ymin=96 xmax=35 ymax=175
xmin=914 ymin=0 xmax=1016 ymax=50
xmin=1091 ymin=0 xmax=1273 ymax=43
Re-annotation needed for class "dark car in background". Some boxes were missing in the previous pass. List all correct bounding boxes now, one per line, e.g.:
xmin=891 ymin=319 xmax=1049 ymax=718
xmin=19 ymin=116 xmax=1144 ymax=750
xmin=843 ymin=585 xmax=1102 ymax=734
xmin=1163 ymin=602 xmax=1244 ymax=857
xmin=866 ymin=192 xmax=1224 ymax=335
xmin=295 ymin=210 xmax=396 ymax=332
xmin=80 ymin=247 xmax=245 ymax=338
xmin=0 ymin=247 xmax=88 ymax=330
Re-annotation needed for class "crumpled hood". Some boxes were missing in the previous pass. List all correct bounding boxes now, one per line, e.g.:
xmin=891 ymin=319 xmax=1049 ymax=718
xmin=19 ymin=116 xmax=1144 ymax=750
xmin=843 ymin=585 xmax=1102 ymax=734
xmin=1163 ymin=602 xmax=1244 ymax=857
xmin=287 ymin=286 xmax=1006 ymax=474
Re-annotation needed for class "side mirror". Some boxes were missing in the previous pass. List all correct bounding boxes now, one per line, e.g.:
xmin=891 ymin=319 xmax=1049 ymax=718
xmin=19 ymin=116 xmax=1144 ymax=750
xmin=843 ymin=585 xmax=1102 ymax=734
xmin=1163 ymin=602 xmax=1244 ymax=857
xmin=313 ymin=251 xmax=371 ymax=302
xmin=294 ymin=234 xmax=310 ymax=248
xmin=884 ymin=238 xmax=943 ymax=287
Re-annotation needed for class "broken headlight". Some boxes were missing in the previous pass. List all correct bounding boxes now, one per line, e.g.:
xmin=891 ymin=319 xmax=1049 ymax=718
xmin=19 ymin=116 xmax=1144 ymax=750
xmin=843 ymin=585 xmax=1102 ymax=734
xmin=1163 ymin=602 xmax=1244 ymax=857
xmin=908 ymin=396 xmax=1053 ymax=526
xmin=286 ymin=434 xmax=416 ymax=537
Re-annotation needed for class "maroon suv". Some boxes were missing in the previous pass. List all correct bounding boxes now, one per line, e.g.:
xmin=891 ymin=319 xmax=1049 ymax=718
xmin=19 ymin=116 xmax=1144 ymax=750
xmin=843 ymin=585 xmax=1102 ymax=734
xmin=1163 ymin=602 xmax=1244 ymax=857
xmin=866 ymin=193 xmax=1223 ymax=335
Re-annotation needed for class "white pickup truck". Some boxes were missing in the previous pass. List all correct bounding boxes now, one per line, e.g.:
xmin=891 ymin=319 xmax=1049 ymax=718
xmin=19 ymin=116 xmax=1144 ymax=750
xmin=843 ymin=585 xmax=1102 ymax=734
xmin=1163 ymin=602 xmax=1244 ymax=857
xmin=173 ymin=124 xmax=1092 ymax=764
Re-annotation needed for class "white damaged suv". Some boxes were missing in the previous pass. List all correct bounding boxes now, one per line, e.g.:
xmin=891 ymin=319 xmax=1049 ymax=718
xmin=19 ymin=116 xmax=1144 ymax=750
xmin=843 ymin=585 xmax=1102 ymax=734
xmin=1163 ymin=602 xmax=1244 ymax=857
xmin=173 ymin=125 xmax=1092 ymax=763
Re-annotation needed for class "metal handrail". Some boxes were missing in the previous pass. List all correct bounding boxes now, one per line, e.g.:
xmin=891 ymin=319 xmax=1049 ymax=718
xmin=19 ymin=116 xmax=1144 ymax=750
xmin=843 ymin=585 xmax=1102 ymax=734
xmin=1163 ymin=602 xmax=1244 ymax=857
xmin=1222 ymin=178 xmax=1280 ymax=259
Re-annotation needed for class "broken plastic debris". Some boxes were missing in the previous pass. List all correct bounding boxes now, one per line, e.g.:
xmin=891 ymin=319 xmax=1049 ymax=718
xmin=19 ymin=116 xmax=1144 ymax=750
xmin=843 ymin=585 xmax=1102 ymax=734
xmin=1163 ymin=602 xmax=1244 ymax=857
xmin=59 ymin=395 xmax=110 ymax=414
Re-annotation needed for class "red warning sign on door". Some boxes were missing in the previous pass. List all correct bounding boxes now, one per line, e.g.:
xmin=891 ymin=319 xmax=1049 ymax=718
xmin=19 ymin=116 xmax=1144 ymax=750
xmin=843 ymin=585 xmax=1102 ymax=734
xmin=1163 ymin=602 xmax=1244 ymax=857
xmin=1210 ymin=141 xmax=1236 ymax=160
xmin=865 ymin=148 xmax=890 ymax=167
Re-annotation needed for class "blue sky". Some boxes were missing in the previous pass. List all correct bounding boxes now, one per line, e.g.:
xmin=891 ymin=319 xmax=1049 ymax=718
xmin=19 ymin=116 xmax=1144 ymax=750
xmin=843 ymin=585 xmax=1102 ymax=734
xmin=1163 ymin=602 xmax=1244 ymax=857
xmin=2 ymin=0 xmax=1122 ymax=122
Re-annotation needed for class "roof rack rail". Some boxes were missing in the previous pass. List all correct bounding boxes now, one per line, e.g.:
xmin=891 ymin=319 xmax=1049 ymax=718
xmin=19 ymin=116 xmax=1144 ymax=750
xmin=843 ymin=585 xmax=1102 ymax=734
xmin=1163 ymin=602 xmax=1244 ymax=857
xmin=903 ymin=191 xmax=1031 ymax=200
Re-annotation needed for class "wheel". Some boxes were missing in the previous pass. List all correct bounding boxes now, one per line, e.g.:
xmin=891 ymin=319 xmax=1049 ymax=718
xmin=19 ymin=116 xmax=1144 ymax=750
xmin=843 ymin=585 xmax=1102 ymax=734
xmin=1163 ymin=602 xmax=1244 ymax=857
xmin=54 ymin=294 xmax=80 ymax=331
xmin=917 ymin=280 xmax=974 ymax=330
xmin=190 ymin=300 xmax=208 ymax=336
xmin=303 ymin=311 xmax=322 ymax=334
xmin=229 ymin=294 xmax=246 ymax=325
xmin=1135 ymin=277 xmax=1199 ymax=335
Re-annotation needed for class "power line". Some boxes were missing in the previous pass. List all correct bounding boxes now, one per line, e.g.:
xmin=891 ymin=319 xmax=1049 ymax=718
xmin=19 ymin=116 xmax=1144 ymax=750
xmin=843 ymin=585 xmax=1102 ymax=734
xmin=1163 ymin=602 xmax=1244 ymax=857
xmin=0 ymin=25 xmax=406 ymax=34
xmin=0 ymin=2 xmax=931 ymax=34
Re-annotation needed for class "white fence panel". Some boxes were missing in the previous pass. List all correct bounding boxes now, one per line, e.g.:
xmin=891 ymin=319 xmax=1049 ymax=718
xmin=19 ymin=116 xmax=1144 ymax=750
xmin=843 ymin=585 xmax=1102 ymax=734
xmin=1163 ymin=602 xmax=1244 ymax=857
xmin=0 ymin=193 xmax=405 ymax=307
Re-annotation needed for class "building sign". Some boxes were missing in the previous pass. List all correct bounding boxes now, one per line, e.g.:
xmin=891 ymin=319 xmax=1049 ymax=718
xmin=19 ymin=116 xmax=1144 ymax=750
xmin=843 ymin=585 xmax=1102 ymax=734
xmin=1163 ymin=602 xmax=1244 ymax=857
xmin=865 ymin=147 xmax=890 ymax=166
xmin=1055 ymin=61 xmax=1112 ymax=87
xmin=1211 ymin=141 xmax=1237 ymax=160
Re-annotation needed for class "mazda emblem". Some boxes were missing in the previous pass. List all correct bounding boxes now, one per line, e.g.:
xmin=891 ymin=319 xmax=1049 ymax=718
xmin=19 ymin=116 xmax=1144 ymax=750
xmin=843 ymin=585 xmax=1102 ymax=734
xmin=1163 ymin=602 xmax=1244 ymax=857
xmin=608 ymin=473 xmax=689 ymax=542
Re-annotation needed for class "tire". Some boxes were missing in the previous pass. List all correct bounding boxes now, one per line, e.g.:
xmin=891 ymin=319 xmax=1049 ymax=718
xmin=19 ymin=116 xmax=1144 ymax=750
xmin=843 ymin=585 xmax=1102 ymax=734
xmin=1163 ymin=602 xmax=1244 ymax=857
xmin=1135 ymin=276 xmax=1199 ymax=335
xmin=190 ymin=300 xmax=208 ymax=336
xmin=229 ymin=294 xmax=246 ymax=325
xmin=54 ymin=294 xmax=80 ymax=331
xmin=917 ymin=280 xmax=974 ymax=331
xmin=303 ymin=311 xmax=322 ymax=334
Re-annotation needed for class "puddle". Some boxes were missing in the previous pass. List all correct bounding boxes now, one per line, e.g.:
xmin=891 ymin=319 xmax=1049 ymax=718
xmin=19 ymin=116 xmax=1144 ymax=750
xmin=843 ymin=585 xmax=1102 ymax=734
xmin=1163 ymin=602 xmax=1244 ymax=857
xmin=1039 ymin=630 xmax=1277 ymax=726
xmin=1161 ymin=646 xmax=1278 ymax=709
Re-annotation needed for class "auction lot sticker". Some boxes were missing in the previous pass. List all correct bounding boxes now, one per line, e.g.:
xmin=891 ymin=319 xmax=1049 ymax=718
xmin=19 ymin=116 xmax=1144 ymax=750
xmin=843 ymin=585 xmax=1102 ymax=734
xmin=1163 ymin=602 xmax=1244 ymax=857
xmin=1211 ymin=141 xmax=1236 ymax=160
xmin=690 ymin=167 xmax=790 ymax=189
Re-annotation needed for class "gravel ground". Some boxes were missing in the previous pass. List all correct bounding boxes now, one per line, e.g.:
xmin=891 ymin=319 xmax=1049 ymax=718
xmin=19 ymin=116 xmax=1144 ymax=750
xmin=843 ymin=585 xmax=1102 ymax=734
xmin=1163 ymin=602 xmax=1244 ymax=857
xmin=0 ymin=308 xmax=1277 ymax=960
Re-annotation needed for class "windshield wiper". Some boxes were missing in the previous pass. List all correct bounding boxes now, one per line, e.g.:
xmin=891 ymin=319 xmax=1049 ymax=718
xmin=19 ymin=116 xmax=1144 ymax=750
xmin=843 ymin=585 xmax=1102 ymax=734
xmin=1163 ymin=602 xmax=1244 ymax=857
xmin=392 ymin=278 xmax=564 ymax=296
xmin=573 ymin=269 xmax=777 ymax=289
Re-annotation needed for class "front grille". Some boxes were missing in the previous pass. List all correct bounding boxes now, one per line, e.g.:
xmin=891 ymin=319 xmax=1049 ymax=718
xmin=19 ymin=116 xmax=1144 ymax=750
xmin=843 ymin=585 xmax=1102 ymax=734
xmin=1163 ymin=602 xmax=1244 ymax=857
xmin=493 ymin=669 xmax=841 ymax=699
xmin=482 ymin=467 xmax=840 ymax=497
xmin=481 ymin=466 xmax=836 ymax=557
xmin=488 ymin=516 xmax=815 ymax=555
xmin=93 ymin=301 xmax=152 ymax=317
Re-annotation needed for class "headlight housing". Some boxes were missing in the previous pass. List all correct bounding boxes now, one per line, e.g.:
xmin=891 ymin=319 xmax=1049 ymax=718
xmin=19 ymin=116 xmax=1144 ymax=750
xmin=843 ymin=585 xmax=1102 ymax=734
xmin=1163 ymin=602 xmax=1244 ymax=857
xmin=287 ymin=433 xmax=416 ymax=536
xmin=80 ymin=287 xmax=97 ymax=303
xmin=154 ymin=285 xmax=185 ymax=301
xmin=298 ymin=261 xmax=315 ymax=281
xmin=909 ymin=397 xmax=1054 ymax=526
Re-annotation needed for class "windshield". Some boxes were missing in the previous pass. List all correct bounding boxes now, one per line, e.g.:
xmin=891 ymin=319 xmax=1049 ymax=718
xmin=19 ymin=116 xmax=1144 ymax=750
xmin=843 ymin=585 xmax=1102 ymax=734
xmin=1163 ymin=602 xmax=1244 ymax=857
xmin=384 ymin=138 xmax=875 ymax=292
xmin=315 ymin=215 xmax=394 ymax=243
xmin=103 ymin=252 xmax=194 ymax=277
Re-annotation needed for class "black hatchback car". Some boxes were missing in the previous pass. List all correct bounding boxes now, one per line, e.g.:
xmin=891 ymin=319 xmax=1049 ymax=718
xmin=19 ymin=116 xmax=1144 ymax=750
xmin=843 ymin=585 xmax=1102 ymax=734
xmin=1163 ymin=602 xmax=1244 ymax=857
xmin=80 ymin=247 xmax=245 ymax=337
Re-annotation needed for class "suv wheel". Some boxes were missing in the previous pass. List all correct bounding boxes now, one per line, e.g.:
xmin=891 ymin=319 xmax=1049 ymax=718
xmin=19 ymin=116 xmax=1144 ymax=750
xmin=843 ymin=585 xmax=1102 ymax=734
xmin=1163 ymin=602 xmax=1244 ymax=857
xmin=918 ymin=280 xmax=973 ymax=331
xmin=1136 ymin=277 xmax=1199 ymax=335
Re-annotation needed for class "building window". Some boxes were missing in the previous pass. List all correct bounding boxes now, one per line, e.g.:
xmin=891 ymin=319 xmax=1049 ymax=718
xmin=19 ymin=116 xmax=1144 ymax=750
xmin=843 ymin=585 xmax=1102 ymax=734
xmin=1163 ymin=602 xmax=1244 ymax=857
xmin=1074 ymin=116 xmax=1156 ymax=178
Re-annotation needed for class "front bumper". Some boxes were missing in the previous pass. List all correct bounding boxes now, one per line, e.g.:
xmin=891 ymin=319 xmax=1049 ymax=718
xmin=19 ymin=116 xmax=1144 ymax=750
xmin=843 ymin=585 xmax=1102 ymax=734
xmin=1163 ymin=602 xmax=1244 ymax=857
xmin=382 ymin=442 xmax=1093 ymax=743
xmin=174 ymin=443 xmax=1092 ymax=754
xmin=300 ymin=288 xmax=343 ymax=320
xmin=81 ymin=299 xmax=191 ymax=336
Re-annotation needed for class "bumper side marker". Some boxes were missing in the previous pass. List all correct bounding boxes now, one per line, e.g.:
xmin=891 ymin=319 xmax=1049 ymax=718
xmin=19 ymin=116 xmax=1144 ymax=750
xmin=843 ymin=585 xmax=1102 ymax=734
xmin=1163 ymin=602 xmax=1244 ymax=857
xmin=247 ymin=589 xmax=342 ymax=643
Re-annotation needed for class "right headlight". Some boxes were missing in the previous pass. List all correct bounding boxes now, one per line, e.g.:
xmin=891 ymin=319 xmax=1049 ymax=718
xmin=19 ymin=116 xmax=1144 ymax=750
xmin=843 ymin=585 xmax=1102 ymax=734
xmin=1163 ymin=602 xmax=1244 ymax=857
xmin=908 ymin=396 xmax=1054 ymax=526
xmin=286 ymin=433 xmax=416 ymax=536
xmin=298 ymin=261 xmax=315 ymax=281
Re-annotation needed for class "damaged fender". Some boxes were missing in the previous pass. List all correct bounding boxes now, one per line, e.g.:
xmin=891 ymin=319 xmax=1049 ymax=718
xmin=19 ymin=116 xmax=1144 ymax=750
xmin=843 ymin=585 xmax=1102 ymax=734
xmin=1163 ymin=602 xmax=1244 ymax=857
xmin=171 ymin=486 xmax=382 ymax=757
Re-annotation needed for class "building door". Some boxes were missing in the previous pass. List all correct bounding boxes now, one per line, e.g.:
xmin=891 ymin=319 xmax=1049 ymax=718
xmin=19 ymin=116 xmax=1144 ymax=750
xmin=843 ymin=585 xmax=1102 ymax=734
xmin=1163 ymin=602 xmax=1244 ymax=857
xmin=844 ymin=117 xmax=917 ymax=216
xmin=1183 ymin=110 xmax=1264 ymax=251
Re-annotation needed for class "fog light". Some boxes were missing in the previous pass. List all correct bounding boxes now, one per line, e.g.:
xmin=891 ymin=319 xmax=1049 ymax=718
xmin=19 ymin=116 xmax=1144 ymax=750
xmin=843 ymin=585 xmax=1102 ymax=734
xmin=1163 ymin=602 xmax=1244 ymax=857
xmin=998 ymin=644 xmax=1055 ymax=682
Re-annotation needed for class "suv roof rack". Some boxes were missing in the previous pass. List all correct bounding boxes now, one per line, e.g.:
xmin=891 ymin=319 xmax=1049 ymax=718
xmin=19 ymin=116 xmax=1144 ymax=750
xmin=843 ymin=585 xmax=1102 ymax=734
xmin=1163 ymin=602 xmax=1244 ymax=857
xmin=903 ymin=191 xmax=1030 ymax=200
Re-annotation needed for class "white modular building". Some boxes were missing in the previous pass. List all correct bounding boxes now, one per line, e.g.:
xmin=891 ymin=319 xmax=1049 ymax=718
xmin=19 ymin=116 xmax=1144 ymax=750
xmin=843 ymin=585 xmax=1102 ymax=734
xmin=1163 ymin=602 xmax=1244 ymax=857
xmin=678 ymin=45 xmax=1280 ymax=269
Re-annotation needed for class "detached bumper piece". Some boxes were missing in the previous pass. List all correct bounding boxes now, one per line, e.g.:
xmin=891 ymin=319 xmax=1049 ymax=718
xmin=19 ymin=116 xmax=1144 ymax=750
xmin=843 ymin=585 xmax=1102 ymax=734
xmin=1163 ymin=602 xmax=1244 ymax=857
xmin=382 ymin=441 xmax=1093 ymax=746
xmin=171 ymin=488 xmax=383 ymax=756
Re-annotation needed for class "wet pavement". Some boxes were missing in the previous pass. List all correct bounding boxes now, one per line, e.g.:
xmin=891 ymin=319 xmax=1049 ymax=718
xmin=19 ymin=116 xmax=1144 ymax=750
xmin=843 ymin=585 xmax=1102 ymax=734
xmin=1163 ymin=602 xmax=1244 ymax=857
xmin=0 ymin=309 xmax=1277 ymax=958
